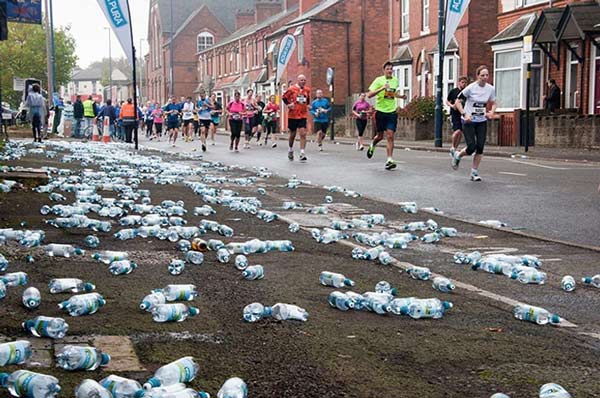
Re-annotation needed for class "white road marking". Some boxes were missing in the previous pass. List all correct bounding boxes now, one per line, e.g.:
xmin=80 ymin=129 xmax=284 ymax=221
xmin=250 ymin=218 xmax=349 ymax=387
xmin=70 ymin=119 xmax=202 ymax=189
xmin=510 ymin=160 xmax=571 ymax=170
xmin=499 ymin=172 xmax=527 ymax=176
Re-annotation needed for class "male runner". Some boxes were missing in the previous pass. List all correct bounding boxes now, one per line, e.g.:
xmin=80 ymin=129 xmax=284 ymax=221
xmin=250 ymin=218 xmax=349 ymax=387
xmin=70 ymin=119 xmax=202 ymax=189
xmin=446 ymin=76 xmax=468 ymax=156
xmin=197 ymin=89 xmax=212 ymax=152
xmin=309 ymin=89 xmax=331 ymax=152
xmin=282 ymin=74 xmax=311 ymax=161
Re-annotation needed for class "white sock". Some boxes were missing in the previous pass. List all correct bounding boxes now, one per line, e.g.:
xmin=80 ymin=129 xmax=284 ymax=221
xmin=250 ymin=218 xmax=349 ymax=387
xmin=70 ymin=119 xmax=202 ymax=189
xmin=471 ymin=168 xmax=477 ymax=174
xmin=301 ymin=149 xmax=305 ymax=154
xmin=387 ymin=157 xmax=393 ymax=162
xmin=288 ymin=147 xmax=293 ymax=152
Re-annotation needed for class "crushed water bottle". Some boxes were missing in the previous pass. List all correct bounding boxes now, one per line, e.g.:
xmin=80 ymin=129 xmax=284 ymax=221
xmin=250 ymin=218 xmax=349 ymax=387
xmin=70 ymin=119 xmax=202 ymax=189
xmin=23 ymin=316 xmax=69 ymax=339
xmin=328 ymin=292 xmax=355 ymax=311
xmin=387 ymin=297 xmax=415 ymax=315
xmin=539 ymin=383 xmax=572 ymax=398
xmin=399 ymin=202 xmax=417 ymax=213
xmin=217 ymin=377 xmax=247 ymax=398
xmin=582 ymin=274 xmax=600 ymax=288
xmin=109 ymin=260 xmax=138 ymax=275
xmin=162 ymin=285 xmax=198 ymax=301
xmin=351 ymin=247 xmax=365 ymax=259
xmin=217 ymin=248 xmax=230 ymax=263
xmin=217 ymin=225 xmax=234 ymax=237
xmin=266 ymin=240 xmax=294 ymax=252
xmin=283 ymin=201 xmax=302 ymax=210
xmin=363 ymin=292 xmax=392 ymax=315
xmin=438 ymin=227 xmax=458 ymax=237
xmin=318 ymin=228 xmax=348 ymax=244
xmin=375 ymin=281 xmax=397 ymax=296
xmin=257 ymin=210 xmax=278 ymax=222
xmin=378 ymin=251 xmax=393 ymax=265
xmin=140 ymin=291 xmax=166 ymax=311
xmin=168 ymin=260 xmax=185 ymax=276
xmin=55 ymin=345 xmax=110 ymax=371
xmin=1 ymin=271 xmax=27 ymax=287
xmin=511 ymin=268 xmax=547 ymax=284
xmin=403 ymin=221 xmax=427 ymax=232
xmin=473 ymin=259 xmax=505 ymax=274
xmin=307 ymin=206 xmax=328 ymax=215
xmin=561 ymin=276 xmax=576 ymax=292
xmin=22 ymin=287 xmax=41 ymax=309
xmin=151 ymin=304 xmax=199 ymax=322
xmin=84 ymin=235 xmax=100 ymax=248
xmin=407 ymin=265 xmax=431 ymax=280
xmin=270 ymin=303 xmax=309 ymax=321
xmin=242 ymin=303 xmax=271 ymax=323
xmin=45 ymin=243 xmax=84 ymax=257
xmin=426 ymin=219 xmax=438 ymax=230
xmin=114 ymin=229 xmax=138 ymax=240
xmin=93 ymin=251 xmax=128 ymax=264
xmin=479 ymin=220 xmax=507 ymax=228
xmin=514 ymin=303 xmax=560 ymax=325
xmin=345 ymin=292 xmax=365 ymax=310
xmin=185 ymin=251 xmax=204 ymax=265
xmin=421 ymin=232 xmax=441 ymax=243
xmin=48 ymin=278 xmax=95 ymax=294
xmin=234 ymin=255 xmax=248 ymax=270
xmin=242 ymin=265 xmax=264 ymax=280
xmin=406 ymin=298 xmax=453 ymax=319
xmin=319 ymin=271 xmax=355 ymax=288
xmin=207 ymin=239 xmax=224 ymax=251
xmin=361 ymin=214 xmax=385 ymax=225
xmin=120 ymin=215 xmax=142 ymax=226
xmin=288 ymin=223 xmax=300 ymax=233
xmin=178 ymin=240 xmax=191 ymax=252
xmin=432 ymin=277 xmax=455 ymax=293
xmin=99 ymin=375 xmax=145 ymax=398
xmin=59 ymin=293 xmax=106 ymax=316
xmin=0 ymin=254 xmax=7 ymax=272
xmin=75 ymin=379 xmax=112 ymax=398
xmin=0 ymin=340 xmax=32 ymax=366
xmin=143 ymin=357 xmax=199 ymax=390
xmin=0 ymin=370 xmax=61 ymax=398
xmin=362 ymin=246 xmax=385 ymax=261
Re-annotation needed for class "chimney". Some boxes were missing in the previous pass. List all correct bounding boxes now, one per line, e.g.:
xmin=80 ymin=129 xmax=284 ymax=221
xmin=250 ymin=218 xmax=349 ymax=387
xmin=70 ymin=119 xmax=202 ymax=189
xmin=235 ymin=9 xmax=255 ymax=30
xmin=255 ymin=0 xmax=283 ymax=24
xmin=299 ymin=0 xmax=320 ymax=14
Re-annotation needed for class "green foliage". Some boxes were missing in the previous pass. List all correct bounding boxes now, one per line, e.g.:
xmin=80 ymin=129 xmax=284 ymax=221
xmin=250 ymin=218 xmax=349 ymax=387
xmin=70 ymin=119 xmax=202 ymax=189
xmin=397 ymin=96 xmax=436 ymax=123
xmin=88 ymin=57 xmax=140 ymax=87
xmin=0 ymin=22 xmax=78 ymax=107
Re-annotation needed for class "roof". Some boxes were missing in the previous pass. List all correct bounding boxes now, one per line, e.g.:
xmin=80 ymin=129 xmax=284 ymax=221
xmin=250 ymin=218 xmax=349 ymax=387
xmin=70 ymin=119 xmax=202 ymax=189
xmin=72 ymin=67 xmax=103 ymax=81
xmin=268 ymin=0 xmax=343 ymax=37
xmin=429 ymin=37 xmax=459 ymax=54
xmin=111 ymin=69 xmax=129 ymax=82
xmin=487 ymin=13 xmax=538 ymax=45
xmin=532 ymin=7 xmax=564 ymax=44
xmin=155 ymin=0 xmax=253 ymax=35
xmin=559 ymin=2 xmax=600 ymax=41
xmin=391 ymin=45 xmax=413 ymax=64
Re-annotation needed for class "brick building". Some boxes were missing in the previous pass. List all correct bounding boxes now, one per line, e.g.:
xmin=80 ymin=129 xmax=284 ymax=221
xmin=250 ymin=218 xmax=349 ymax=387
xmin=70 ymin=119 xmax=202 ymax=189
xmin=488 ymin=0 xmax=600 ymax=114
xmin=389 ymin=0 xmax=499 ymax=107
xmin=145 ymin=0 xmax=248 ymax=104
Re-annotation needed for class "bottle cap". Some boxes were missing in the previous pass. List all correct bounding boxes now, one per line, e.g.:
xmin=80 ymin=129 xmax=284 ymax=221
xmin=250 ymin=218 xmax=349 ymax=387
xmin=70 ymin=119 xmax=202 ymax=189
xmin=84 ymin=283 xmax=96 ymax=292
xmin=344 ymin=279 xmax=355 ymax=287
xmin=92 ymin=253 xmax=101 ymax=260
xmin=100 ymin=353 xmax=111 ymax=366
xmin=98 ymin=298 xmax=107 ymax=307
xmin=263 ymin=306 xmax=273 ymax=317
xmin=140 ymin=300 xmax=150 ymax=311
xmin=389 ymin=288 xmax=398 ymax=296
xmin=198 ymin=392 xmax=210 ymax=398
xmin=550 ymin=314 xmax=561 ymax=324
xmin=583 ymin=277 xmax=592 ymax=284
xmin=75 ymin=248 xmax=84 ymax=255
xmin=510 ymin=272 xmax=518 ymax=280
xmin=0 ymin=373 xmax=9 ymax=387
xmin=442 ymin=301 xmax=453 ymax=310
xmin=58 ymin=300 xmax=68 ymax=309
xmin=400 ymin=306 xmax=409 ymax=315
xmin=134 ymin=389 xmax=146 ymax=398
xmin=188 ymin=307 xmax=200 ymax=316
xmin=447 ymin=283 xmax=456 ymax=291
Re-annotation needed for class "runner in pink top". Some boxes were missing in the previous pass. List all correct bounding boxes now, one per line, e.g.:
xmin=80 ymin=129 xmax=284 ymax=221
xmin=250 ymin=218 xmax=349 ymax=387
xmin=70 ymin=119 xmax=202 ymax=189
xmin=227 ymin=91 xmax=245 ymax=152
xmin=352 ymin=93 xmax=372 ymax=151
xmin=151 ymin=104 xmax=163 ymax=140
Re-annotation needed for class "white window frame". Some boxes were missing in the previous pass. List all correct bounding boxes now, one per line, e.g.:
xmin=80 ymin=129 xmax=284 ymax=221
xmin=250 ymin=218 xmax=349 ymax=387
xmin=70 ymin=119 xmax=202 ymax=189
xmin=566 ymin=44 xmax=579 ymax=109
xmin=589 ymin=41 xmax=600 ymax=114
xmin=297 ymin=34 xmax=304 ymax=63
xmin=393 ymin=64 xmax=412 ymax=107
xmin=197 ymin=32 xmax=214 ymax=53
xmin=401 ymin=0 xmax=409 ymax=39
xmin=433 ymin=53 xmax=460 ymax=105
xmin=245 ymin=42 xmax=251 ymax=71
xmin=422 ymin=0 xmax=430 ymax=34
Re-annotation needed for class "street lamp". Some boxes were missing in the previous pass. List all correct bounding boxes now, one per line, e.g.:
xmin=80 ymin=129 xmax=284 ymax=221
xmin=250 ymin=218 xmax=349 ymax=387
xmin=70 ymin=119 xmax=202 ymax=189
xmin=104 ymin=27 xmax=112 ymax=101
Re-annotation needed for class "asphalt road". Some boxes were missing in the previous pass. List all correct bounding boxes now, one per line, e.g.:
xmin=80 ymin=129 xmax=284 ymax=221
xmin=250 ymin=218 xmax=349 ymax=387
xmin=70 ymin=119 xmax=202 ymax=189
xmin=143 ymin=133 xmax=600 ymax=248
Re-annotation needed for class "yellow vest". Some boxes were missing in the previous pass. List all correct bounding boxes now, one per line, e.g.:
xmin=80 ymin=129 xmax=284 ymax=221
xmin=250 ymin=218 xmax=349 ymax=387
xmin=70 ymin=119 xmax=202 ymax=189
xmin=83 ymin=100 xmax=95 ymax=117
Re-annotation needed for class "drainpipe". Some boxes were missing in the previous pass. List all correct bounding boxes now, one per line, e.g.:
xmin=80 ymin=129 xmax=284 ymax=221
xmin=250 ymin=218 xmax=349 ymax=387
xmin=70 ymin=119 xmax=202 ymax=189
xmin=360 ymin=0 xmax=366 ymax=91
xmin=346 ymin=23 xmax=351 ymax=97
xmin=389 ymin=0 xmax=393 ymax=60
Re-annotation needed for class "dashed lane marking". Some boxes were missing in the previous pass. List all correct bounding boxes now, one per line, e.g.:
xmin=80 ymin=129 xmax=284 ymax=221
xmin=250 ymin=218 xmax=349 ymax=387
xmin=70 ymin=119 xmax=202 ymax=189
xmin=498 ymin=172 xmax=527 ymax=176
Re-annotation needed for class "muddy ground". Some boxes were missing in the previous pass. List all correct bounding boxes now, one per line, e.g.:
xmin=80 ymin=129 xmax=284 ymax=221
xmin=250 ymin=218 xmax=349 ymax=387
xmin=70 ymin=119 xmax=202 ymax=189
xmin=0 ymin=142 xmax=598 ymax=398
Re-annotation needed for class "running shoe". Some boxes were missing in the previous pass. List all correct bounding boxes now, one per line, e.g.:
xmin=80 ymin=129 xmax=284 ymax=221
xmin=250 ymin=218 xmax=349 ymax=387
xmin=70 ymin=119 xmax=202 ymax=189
xmin=470 ymin=170 xmax=482 ymax=182
xmin=359 ymin=145 xmax=364 ymax=151
xmin=449 ymin=147 xmax=455 ymax=158
xmin=288 ymin=151 xmax=294 ymax=161
xmin=202 ymin=144 xmax=207 ymax=152
xmin=272 ymin=142 xmax=277 ymax=148
xmin=318 ymin=144 xmax=323 ymax=152
xmin=299 ymin=153 xmax=307 ymax=162
xmin=367 ymin=144 xmax=375 ymax=159
xmin=355 ymin=142 xmax=360 ymax=150
xmin=384 ymin=160 xmax=397 ymax=170
xmin=229 ymin=144 xmax=233 ymax=151
xmin=235 ymin=148 xmax=239 ymax=153
xmin=451 ymin=152 xmax=461 ymax=170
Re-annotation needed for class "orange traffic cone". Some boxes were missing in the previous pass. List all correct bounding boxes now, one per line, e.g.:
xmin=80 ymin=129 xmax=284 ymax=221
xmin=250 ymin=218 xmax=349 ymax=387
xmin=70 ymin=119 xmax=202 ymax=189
xmin=92 ymin=118 xmax=100 ymax=141
xmin=102 ymin=117 xmax=111 ymax=143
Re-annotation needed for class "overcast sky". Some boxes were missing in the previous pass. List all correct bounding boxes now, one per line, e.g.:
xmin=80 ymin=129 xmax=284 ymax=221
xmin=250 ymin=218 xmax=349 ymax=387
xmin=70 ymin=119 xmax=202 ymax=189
xmin=46 ymin=0 xmax=150 ymax=69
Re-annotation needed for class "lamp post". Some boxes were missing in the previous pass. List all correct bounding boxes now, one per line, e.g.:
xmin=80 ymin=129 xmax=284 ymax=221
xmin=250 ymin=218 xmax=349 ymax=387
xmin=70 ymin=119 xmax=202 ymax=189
xmin=169 ymin=0 xmax=174 ymax=96
xmin=104 ymin=27 xmax=112 ymax=101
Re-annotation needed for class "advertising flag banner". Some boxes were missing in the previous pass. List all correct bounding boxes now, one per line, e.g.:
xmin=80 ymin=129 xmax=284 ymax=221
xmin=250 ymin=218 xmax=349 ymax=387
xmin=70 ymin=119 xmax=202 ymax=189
xmin=96 ymin=0 xmax=134 ymax=65
xmin=444 ymin=0 xmax=471 ymax=51
xmin=7 ymin=0 xmax=42 ymax=24
xmin=276 ymin=34 xmax=296 ymax=84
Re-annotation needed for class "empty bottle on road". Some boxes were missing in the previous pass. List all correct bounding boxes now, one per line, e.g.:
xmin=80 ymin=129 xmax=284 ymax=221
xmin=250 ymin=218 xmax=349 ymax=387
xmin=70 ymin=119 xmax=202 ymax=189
xmin=92 ymin=251 xmax=129 ymax=264
xmin=242 ymin=265 xmax=264 ymax=280
xmin=109 ymin=260 xmax=138 ymax=276
xmin=328 ymin=291 xmax=355 ymax=311
xmin=511 ymin=268 xmax=547 ymax=285
xmin=0 ymin=370 xmax=61 ymax=398
xmin=151 ymin=304 xmax=199 ymax=322
xmin=0 ymin=340 xmax=32 ymax=366
xmin=234 ymin=255 xmax=248 ymax=270
xmin=161 ymin=285 xmax=198 ymax=301
xmin=59 ymin=293 xmax=106 ymax=316
xmin=513 ymin=303 xmax=560 ymax=325
xmin=432 ymin=277 xmax=455 ymax=293
xmin=582 ymin=274 xmax=600 ymax=288
xmin=75 ymin=379 xmax=112 ymax=398
xmin=1 ymin=271 xmax=28 ymax=287
xmin=22 ymin=287 xmax=41 ymax=309
xmin=45 ymin=244 xmax=84 ymax=257
xmin=143 ymin=357 xmax=199 ymax=390
xmin=271 ymin=303 xmax=309 ymax=321
xmin=217 ymin=377 xmax=247 ymax=398
xmin=319 ymin=272 xmax=355 ymax=288
xmin=55 ymin=345 xmax=110 ymax=371
xmin=23 ymin=316 xmax=69 ymax=339
xmin=561 ymin=276 xmax=576 ymax=292
xmin=407 ymin=266 xmax=431 ymax=281
xmin=99 ymin=375 xmax=145 ymax=398
xmin=140 ymin=291 xmax=166 ymax=311
xmin=48 ymin=278 xmax=95 ymax=294
xmin=406 ymin=298 xmax=453 ymax=319
xmin=539 ymin=383 xmax=572 ymax=398
xmin=375 ymin=281 xmax=397 ymax=296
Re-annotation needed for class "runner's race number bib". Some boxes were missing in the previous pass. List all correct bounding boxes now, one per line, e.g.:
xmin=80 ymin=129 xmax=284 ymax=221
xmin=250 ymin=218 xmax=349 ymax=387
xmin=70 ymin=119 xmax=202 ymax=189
xmin=383 ymin=88 xmax=396 ymax=99
xmin=472 ymin=102 xmax=486 ymax=118
xmin=297 ymin=95 xmax=307 ymax=104
xmin=232 ymin=113 xmax=241 ymax=120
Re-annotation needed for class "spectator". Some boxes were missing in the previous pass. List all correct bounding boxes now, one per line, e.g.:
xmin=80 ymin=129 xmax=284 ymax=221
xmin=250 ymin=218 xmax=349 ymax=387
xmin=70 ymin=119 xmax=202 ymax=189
xmin=100 ymin=99 xmax=117 ymax=139
xmin=82 ymin=95 xmax=96 ymax=139
xmin=25 ymin=84 xmax=45 ymax=143
xmin=73 ymin=95 xmax=84 ymax=138
xmin=119 ymin=98 xmax=137 ymax=143
xmin=544 ymin=79 xmax=561 ymax=113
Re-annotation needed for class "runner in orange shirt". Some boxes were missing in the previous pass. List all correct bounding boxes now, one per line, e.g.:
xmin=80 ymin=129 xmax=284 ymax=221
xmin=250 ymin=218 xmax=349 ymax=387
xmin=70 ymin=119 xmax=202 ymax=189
xmin=282 ymin=74 xmax=310 ymax=161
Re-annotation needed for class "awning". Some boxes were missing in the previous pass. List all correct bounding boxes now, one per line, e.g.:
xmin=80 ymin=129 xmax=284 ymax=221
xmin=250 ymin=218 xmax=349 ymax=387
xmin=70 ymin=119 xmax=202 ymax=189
xmin=487 ymin=13 xmax=538 ymax=45
xmin=213 ymin=75 xmax=239 ymax=90
xmin=254 ymin=69 xmax=268 ymax=84
xmin=557 ymin=3 xmax=600 ymax=42
xmin=429 ymin=37 xmax=459 ymax=54
xmin=532 ymin=7 xmax=564 ymax=44
xmin=391 ymin=45 xmax=413 ymax=65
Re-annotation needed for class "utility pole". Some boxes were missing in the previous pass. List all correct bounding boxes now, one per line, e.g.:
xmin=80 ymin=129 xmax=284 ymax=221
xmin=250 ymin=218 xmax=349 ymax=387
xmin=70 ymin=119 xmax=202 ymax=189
xmin=104 ymin=27 xmax=112 ymax=100
xmin=169 ymin=0 xmax=174 ymax=97
xmin=43 ymin=0 xmax=54 ymax=100
xmin=434 ymin=0 xmax=445 ymax=148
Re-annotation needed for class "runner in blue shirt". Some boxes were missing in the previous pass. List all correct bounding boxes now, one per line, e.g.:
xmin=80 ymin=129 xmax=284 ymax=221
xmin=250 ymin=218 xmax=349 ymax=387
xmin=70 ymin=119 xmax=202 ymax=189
xmin=309 ymin=89 xmax=331 ymax=151
xmin=163 ymin=96 xmax=181 ymax=147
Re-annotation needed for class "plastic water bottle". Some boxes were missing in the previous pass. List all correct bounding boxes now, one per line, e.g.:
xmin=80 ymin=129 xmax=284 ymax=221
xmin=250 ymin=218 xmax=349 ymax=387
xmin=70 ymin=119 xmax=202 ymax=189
xmin=453 ymin=251 xmax=482 ymax=264
xmin=0 ymin=254 xmax=8 ymax=272
xmin=178 ymin=240 xmax=191 ymax=252
xmin=345 ymin=292 xmax=365 ymax=310
xmin=539 ymin=383 xmax=572 ymax=398
xmin=479 ymin=220 xmax=507 ymax=228
xmin=143 ymin=357 xmax=199 ymax=390
xmin=363 ymin=292 xmax=392 ymax=315
xmin=378 ymin=251 xmax=393 ymax=265
xmin=271 ymin=303 xmax=309 ymax=321
xmin=362 ymin=246 xmax=385 ymax=261
xmin=399 ymin=202 xmax=417 ymax=213
xmin=558 ymin=276 xmax=575 ymax=293
xmin=185 ymin=251 xmax=204 ymax=265
xmin=207 ymin=239 xmax=224 ymax=251
xmin=145 ymin=384 xmax=208 ymax=398
xmin=1 ymin=271 xmax=28 ymax=287
xmin=257 ymin=210 xmax=278 ymax=222
xmin=151 ymin=304 xmax=199 ymax=323
xmin=140 ymin=291 xmax=166 ymax=311
xmin=234 ymin=255 xmax=248 ymax=270
xmin=84 ymin=235 xmax=100 ymax=248
xmin=0 ymin=340 xmax=32 ymax=366
xmin=217 ymin=248 xmax=230 ymax=263
xmin=45 ymin=244 xmax=84 ymax=257
xmin=407 ymin=265 xmax=431 ymax=280
xmin=582 ymin=274 xmax=600 ymax=288
xmin=387 ymin=297 xmax=416 ymax=315
xmin=109 ymin=260 xmax=138 ymax=275
xmin=242 ymin=265 xmax=264 ymax=280
xmin=511 ymin=268 xmax=547 ymax=284
xmin=0 ymin=279 xmax=5 ymax=299
xmin=403 ymin=221 xmax=427 ymax=231
xmin=473 ymin=259 xmax=505 ymax=274
xmin=426 ymin=219 xmax=438 ymax=230
xmin=217 ymin=377 xmax=247 ymax=398
xmin=92 ymin=251 xmax=128 ymax=264
xmin=48 ymin=279 xmax=95 ymax=294
xmin=319 ymin=271 xmax=355 ymax=288
xmin=438 ymin=227 xmax=458 ymax=237
xmin=23 ymin=316 xmax=69 ymax=339
xmin=432 ymin=277 xmax=455 ymax=293
xmin=266 ymin=240 xmax=294 ymax=252
xmin=99 ymin=375 xmax=145 ymax=398
xmin=328 ymin=291 xmax=355 ymax=311
xmin=0 ymin=370 xmax=61 ymax=398
xmin=168 ymin=260 xmax=185 ymax=276
xmin=374 ymin=281 xmax=398 ymax=296
xmin=513 ymin=303 xmax=560 ymax=325
xmin=162 ymin=285 xmax=198 ymax=301
xmin=55 ymin=345 xmax=110 ymax=371
xmin=59 ymin=293 xmax=106 ymax=316
xmin=194 ymin=205 xmax=216 ymax=216
xmin=283 ymin=201 xmax=302 ymax=210
xmin=406 ymin=298 xmax=453 ymax=319
xmin=421 ymin=232 xmax=441 ymax=243
xmin=218 ymin=225 xmax=234 ymax=237
xmin=490 ymin=393 xmax=510 ymax=398
xmin=114 ymin=229 xmax=137 ymax=240
xmin=351 ymin=247 xmax=365 ymax=259
xmin=22 ymin=287 xmax=41 ymax=309
xmin=242 ymin=303 xmax=271 ymax=323
xmin=520 ymin=255 xmax=542 ymax=268
xmin=75 ymin=379 xmax=112 ymax=398
xmin=318 ymin=229 xmax=348 ymax=244
xmin=120 ymin=215 xmax=142 ymax=226
xmin=288 ymin=223 xmax=300 ymax=233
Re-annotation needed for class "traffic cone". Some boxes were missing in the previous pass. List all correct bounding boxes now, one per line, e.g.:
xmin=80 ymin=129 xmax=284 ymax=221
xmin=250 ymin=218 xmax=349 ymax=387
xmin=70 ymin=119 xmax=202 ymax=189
xmin=102 ymin=117 xmax=111 ymax=143
xmin=92 ymin=118 xmax=100 ymax=141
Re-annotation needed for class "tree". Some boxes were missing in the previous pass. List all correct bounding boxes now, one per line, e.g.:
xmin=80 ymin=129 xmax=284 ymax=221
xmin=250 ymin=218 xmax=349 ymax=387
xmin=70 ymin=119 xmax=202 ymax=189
xmin=88 ymin=57 xmax=140 ymax=87
xmin=0 ymin=21 xmax=78 ymax=107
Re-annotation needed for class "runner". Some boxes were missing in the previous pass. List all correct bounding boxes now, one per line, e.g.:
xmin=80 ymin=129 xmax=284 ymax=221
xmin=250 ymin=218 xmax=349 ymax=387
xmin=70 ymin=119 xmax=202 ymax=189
xmin=351 ymin=93 xmax=372 ymax=151
xmin=310 ymin=89 xmax=331 ymax=152
xmin=282 ymin=74 xmax=311 ymax=161
xmin=197 ymin=89 xmax=212 ymax=152
xmin=452 ymin=65 xmax=497 ymax=181
xmin=227 ymin=91 xmax=244 ymax=152
xmin=242 ymin=89 xmax=258 ymax=149
xmin=181 ymin=97 xmax=195 ymax=142
xmin=254 ymin=94 xmax=266 ymax=145
xmin=446 ymin=76 xmax=468 ymax=156
xmin=163 ymin=96 xmax=181 ymax=147
xmin=209 ymin=93 xmax=222 ymax=145
xmin=144 ymin=101 xmax=154 ymax=138
xmin=263 ymin=95 xmax=279 ymax=148
xmin=151 ymin=103 xmax=163 ymax=141
xmin=366 ymin=61 xmax=407 ymax=170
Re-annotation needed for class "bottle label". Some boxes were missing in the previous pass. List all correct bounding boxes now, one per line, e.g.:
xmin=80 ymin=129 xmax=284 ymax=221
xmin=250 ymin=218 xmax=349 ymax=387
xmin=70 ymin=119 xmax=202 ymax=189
xmin=15 ymin=371 xmax=36 ymax=397
xmin=80 ymin=347 xmax=96 ymax=369
xmin=169 ymin=306 xmax=183 ymax=321
xmin=7 ymin=343 xmax=22 ymax=364
xmin=35 ymin=319 xmax=49 ymax=337
xmin=175 ymin=358 xmax=194 ymax=382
